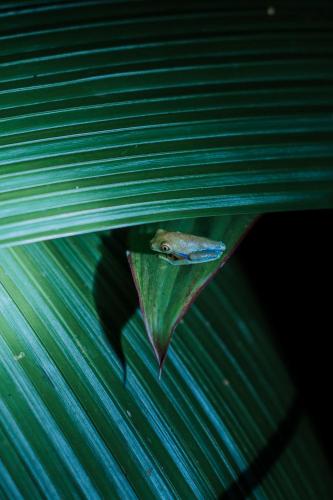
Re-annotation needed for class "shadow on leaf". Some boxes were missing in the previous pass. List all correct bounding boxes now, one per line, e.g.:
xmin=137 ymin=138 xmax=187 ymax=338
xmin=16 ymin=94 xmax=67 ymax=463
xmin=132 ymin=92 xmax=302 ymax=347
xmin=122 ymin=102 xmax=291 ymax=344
xmin=221 ymin=394 xmax=302 ymax=499
xmin=93 ymin=229 xmax=139 ymax=383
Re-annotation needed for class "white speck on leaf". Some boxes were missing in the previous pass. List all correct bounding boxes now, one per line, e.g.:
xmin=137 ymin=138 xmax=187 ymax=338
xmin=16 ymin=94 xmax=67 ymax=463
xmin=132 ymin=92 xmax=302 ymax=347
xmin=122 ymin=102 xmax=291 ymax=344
xmin=14 ymin=352 xmax=25 ymax=361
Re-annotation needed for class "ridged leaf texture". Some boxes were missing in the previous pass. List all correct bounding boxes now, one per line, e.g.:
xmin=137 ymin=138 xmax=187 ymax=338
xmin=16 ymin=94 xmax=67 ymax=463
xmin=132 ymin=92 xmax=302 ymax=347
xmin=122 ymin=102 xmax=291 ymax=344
xmin=1 ymin=1 xmax=333 ymax=247
xmin=0 ymin=232 xmax=332 ymax=498
xmin=0 ymin=1 xmax=332 ymax=498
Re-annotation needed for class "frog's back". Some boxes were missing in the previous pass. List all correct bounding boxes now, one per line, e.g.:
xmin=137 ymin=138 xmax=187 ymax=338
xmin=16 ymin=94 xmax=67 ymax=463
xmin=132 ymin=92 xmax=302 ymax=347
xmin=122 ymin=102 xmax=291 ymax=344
xmin=169 ymin=231 xmax=224 ymax=253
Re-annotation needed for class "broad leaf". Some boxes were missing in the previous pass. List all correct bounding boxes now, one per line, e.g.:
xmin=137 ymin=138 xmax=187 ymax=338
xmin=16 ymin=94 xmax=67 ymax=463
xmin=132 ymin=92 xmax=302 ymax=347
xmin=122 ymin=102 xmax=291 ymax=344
xmin=0 ymin=231 xmax=332 ymax=497
xmin=1 ymin=2 xmax=333 ymax=247
xmin=128 ymin=215 xmax=255 ymax=373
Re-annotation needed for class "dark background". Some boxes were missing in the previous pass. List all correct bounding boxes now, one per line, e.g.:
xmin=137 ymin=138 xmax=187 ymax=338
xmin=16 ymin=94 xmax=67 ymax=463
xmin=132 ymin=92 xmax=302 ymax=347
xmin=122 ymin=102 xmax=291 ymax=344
xmin=238 ymin=209 xmax=332 ymax=466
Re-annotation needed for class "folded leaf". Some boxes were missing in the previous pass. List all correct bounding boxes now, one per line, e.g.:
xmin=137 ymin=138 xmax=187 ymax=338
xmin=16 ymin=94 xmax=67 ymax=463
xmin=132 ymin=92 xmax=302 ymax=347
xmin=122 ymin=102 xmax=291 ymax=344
xmin=128 ymin=215 xmax=256 ymax=373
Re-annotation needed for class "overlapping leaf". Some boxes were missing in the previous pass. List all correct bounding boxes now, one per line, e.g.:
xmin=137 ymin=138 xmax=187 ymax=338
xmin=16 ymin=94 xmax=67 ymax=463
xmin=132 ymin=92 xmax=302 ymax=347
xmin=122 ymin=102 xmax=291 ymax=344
xmin=1 ymin=1 xmax=333 ymax=247
xmin=0 ymin=2 xmax=332 ymax=497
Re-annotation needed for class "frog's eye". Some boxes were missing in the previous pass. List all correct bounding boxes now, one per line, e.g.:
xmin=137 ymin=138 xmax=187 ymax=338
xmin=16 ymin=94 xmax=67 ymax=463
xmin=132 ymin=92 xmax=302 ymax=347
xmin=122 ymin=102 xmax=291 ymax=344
xmin=160 ymin=242 xmax=171 ymax=253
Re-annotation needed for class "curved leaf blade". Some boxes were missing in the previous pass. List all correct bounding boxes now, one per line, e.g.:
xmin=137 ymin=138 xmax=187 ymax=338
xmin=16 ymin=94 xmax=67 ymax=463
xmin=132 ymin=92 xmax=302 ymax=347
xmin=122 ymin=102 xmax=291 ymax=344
xmin=128 ymin=214 xmax=256 ymax=373
xmin=1 ymin=2 xmax=333 ymax=247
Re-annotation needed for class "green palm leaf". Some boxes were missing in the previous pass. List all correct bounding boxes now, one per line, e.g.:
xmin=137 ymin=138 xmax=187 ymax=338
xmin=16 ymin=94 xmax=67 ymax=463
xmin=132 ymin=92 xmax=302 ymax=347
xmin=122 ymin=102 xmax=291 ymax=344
xmin=1 ymin=2 xmax=333 ymax=247
xmin=0 ymin=232 xmax=331 ymax=498
xmin=1 ymin=2 xmax=332 ymax=497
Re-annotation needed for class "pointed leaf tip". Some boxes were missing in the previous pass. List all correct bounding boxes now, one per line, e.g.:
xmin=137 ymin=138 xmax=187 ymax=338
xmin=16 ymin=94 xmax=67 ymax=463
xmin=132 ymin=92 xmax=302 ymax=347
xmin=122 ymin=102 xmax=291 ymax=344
xmin=128 ymin=215 xmax=257 ymax=374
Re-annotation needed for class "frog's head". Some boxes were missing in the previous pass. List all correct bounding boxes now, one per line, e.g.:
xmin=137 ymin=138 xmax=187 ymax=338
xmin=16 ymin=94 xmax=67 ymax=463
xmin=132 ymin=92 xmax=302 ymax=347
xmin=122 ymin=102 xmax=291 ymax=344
xmin=150 ymin=229 xmax=173 ymax=254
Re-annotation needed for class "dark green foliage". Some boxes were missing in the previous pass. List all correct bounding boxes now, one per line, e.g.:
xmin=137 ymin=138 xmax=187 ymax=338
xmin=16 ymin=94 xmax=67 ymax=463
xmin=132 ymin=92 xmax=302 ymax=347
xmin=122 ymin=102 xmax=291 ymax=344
xmin=0 ymin=232 xmax=331 ymax=498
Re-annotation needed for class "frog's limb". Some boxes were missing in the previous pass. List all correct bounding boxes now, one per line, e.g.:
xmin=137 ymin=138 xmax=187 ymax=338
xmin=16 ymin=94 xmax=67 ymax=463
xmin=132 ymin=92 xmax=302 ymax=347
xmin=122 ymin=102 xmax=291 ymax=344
xmin=158 ymin=250 xmax=222 ymax=265
xmin=158 ymin=254 xmax=189 ymax=265
xmin=188 ymin=249 xmax=222 ymax=263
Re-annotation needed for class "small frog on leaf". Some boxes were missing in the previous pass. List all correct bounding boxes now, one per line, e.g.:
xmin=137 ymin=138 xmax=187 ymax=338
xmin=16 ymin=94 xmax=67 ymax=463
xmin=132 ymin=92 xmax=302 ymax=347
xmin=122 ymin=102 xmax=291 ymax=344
xmin=150 ymin=229 xmax=226 ymax=265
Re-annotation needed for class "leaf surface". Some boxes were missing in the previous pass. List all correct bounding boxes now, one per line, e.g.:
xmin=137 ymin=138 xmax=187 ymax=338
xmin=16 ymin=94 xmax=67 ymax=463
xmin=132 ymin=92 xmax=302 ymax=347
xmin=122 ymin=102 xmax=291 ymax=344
xmin=128 ymin=215 xmax=256 ymax=372
xmin=1 ymin=2 xmax=333 ymax=247
xmin=0 ymin=230 xmax=332 ymax=498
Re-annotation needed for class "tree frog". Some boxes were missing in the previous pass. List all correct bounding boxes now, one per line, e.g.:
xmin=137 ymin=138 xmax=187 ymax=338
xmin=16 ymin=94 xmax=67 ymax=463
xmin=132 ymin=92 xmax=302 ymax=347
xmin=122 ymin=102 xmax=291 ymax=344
xmin=150 ymin=229 xmax=226 ymax=265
